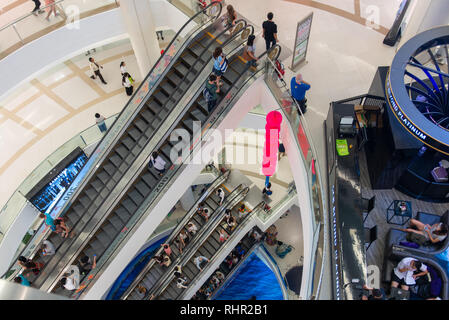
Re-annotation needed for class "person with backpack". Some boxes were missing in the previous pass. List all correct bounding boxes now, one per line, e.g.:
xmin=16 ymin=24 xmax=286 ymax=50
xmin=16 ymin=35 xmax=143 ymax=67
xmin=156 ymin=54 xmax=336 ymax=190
xmin=94 ymin=113 xmax=107 ymax=133
xmin=262 ymin=182 xmax=273 ymax=199
xmin=212 ymin=47 xmax=227 ymax=85
xmin=262 ymin=12 xmax=278 ymax=51
xmin=149 ymin=151 xmax=166 ymax=176
xmin=122 ymin=72 xmax=134 ymax=96
xmin=203 ymin=74 xmax=220 ymax=112
xmin=290 ymin=74 xmax=310 ymax=114
xmin=242 ymin=34 xmax=258 ymax=68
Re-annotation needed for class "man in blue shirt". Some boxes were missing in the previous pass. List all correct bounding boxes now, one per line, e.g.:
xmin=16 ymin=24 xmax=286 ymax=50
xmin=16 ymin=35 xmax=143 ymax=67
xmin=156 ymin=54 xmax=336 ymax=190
xmin=290 ymin=74 xmax=311 ymax=114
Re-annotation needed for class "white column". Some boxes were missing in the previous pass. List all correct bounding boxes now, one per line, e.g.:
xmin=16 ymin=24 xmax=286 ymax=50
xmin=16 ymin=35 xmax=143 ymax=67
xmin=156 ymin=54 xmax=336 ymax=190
xmin=119 ymin=0 xmax=161 ymax=78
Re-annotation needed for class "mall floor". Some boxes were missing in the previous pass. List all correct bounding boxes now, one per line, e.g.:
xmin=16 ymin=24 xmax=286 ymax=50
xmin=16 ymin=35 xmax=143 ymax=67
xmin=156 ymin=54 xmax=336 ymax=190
xmin=0 ymin=0 xmax=404 ymax=299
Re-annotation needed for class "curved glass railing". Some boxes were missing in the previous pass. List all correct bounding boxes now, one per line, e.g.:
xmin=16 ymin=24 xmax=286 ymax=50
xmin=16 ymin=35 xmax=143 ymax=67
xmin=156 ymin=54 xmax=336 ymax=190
xmin=0 ymin=0 xmax=120 ymax=60
xmin=264 ymin=58 xmax=327 ymax=300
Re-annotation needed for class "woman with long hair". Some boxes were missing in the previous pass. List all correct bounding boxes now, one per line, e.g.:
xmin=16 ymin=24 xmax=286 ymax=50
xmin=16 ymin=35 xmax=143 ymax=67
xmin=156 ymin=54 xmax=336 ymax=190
xmin=212 ymin=46 xmax=226 ymax=86
xmin=242 ymin=34 xmax=258 ymax=68
xmin=224 ymin=5 xmax=237 ymax=34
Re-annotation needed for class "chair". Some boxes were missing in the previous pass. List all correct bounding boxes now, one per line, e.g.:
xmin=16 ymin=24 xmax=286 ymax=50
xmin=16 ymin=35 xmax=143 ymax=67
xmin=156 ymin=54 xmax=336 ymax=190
xmin=361 ymin=196 xmax=375 ymax=223
xmin=364 ymin=225 xmax=377 ymax=251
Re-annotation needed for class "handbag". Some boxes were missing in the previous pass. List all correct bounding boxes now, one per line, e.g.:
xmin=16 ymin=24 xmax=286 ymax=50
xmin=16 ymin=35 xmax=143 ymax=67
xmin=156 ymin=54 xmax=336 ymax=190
xmin=220 ymin=57 xmax=228 ymax=73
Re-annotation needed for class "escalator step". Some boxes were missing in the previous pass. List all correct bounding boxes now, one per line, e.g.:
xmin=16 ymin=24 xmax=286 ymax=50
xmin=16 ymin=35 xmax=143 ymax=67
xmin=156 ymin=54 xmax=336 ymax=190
xmin=137 ymin=135 xmax=148 ymax=148
xmin=128 ymin=128 xmax=142 ymax=141
xmin=79 ymin=195 xmax=91 ymax=208
xmin=118 ymin=162 xmax=129 ymax=175
xmin=84 ymin=187 xmax=97 ymax=201
xmin=116 ymin=206 xmax=132 ymax=221
xmin=190 ymin=108 xmax=207 ymax=123
xmin=90 ymin=179 xmax=104 ymax=193
xmin=134 ymin=118 xmax=149 ymax=133
xmin=102 ymin=222 xmax=118 ymax=239
xmin=116 ymin=145 xmax=129 ymax=159
xmin=96 ymin=231 xmax=113 ymax=248
xmin=123 ymin=153 xmax=135 ymax=166
xmin=180 ymin=52 xmax=197 ymax=67
xmin=129 ymin=190 xmax=144 ymax=206
xmin=160 ymin=82 xmax=176 ymax=95
xmin=154 ymin=91 xmax=169 ymax=104
xmin=122 ymin=199 xmax=138 ymax=214
xmin=73 ymin=203 xmax=86 ymax=216
xmin=135 ymin=181 xmax=151 ymax=197
xmin=147 ymin=99 xmax=162 ymax=115
xmin=189 ymin=42 xmax=207 ymax=57
xmin=130 ymin=143 xmax=142 ymax=157
xmin=182 ymin=118 xmax=195 ymax=134
xmin=103 ymin=162 xmax=116 ymax=176
xmin=152 ymin=117 xmax=162 ymax=128
xmin=122 ymin=136 xmax=136 ymax=150
xmin=141 ymin=108 xmax=155 ymax=123
xmin=89 ymin=239 xmax=104 ymax=254
xmin=109 ymin=215 xmax=123 ymax=231
xmin=142 ymin=172 xmax=157 ymax=187
xmin=144 ymin=126 xmax=155 ymax=139
xmin=109 ymin=154 xmax=122 ymax=168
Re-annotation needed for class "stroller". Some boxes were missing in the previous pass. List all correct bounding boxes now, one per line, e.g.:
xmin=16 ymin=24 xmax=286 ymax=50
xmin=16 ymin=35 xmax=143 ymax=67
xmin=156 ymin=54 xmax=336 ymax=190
xmin=275 ymin=241 xmax=294 ymax=259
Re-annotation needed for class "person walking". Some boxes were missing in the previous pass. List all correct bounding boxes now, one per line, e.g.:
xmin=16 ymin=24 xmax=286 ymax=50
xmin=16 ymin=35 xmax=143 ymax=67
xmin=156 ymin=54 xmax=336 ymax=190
xmin=89 ymin=57 xmax=107 ymax=85
xmin=95 ymin=113 xmax=107 ymax=133
xmin=242 ymin=34 xmax=258 ymax=68
xmin=122 ymin=72 xmax=134 ymax=96
xmin=31 ymin=0 xmax=44 ymax=15
xmin=203 ymin=74 xmax=220 ymax=112
xmin=262 ymin=182 xmax=273 ymax=199
xmin=216 ymin=188 xmax=225 ymax=205
xmin=262 ymin=12 xmax=278 ymax=51
xmin=149 ymin=151 xmax=166 ymax=176
xmin=219 ymin=229 xmax=229 ymax=242
xmin=44 ymin=0 xmax=57 ymax=21
xmin=120 ymin=61 xmax=127 ymax=75
xmin=290 ymin=74 xmax=311 ymax=114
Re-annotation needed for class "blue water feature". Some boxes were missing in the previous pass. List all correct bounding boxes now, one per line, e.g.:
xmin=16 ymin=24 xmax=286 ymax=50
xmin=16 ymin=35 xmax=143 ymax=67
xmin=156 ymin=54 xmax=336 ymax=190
xmin=106 ymin=235 xmax=168 ymax=300
xmin=214 ymin=252 xmax=284 ymax=300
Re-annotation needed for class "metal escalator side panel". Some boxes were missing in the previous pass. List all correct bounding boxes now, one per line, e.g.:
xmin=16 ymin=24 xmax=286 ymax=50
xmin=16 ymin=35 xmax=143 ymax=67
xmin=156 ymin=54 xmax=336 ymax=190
xmin=120 ymin=171 xmax=229 ymax=299
xmin=154 ymin=187 xmax=250 ymax=299
xmin=143 ymin=184 xmax=246 ymax=299
xmin=178 ymin=201 xmax=265 ymax=300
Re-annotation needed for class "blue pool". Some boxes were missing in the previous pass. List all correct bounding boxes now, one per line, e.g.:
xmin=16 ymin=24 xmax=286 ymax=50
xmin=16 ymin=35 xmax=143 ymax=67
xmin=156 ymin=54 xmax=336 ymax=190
xmin=214 ymin=252 xmax=284 ymax=300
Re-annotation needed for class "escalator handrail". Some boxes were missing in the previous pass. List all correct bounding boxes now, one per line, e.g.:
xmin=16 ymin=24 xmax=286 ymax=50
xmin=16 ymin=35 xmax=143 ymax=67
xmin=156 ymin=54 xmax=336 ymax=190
xmin=177 ymin=201 xmax=265 ymax=300
xmin=3 ymin=1 xmax=224 ymax=281
xmin=120 ymin=170 xmax=230 ymax=299
xmin=145 ymin=185 xmax=249 ymax=300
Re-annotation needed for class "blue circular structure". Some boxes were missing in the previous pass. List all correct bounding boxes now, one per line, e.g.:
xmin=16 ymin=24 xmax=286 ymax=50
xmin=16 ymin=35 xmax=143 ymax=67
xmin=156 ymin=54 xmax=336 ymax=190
xmin=386 ymin=26 xmax=449 ymax=155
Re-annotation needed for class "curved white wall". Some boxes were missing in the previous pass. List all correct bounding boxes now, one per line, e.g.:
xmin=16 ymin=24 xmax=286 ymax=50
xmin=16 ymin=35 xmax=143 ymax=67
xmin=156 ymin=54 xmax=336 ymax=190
xmin=0 ymin=0 xmax=189 ymax=101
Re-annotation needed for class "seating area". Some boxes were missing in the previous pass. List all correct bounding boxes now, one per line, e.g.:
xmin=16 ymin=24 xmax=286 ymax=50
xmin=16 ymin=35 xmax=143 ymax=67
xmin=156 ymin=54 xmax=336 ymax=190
xmin=380 ymin=211 xmax=449 ymax=300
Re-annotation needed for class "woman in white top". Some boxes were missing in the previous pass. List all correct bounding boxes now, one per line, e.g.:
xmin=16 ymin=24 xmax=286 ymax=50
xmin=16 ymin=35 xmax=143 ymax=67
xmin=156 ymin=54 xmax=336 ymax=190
xmin=149 ymin=151 xmax=167 ymax=176
xmin=122 ymin=72 xmax=134 ymax=96
xmin=120 ymin=61 xmax=127 ymax=75
xmin=187 ymin=222 xmax=198 ymax=235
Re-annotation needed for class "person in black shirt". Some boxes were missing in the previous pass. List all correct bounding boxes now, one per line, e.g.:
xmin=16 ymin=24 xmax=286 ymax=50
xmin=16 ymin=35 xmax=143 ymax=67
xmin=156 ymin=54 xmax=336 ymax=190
xmin=262 ymin=12 xmax=278 ymax=51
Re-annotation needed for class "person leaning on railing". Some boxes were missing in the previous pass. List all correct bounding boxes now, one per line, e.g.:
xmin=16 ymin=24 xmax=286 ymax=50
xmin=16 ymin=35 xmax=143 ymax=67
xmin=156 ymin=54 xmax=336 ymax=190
xmin=290 ymin=74 xmax=311 ymax=114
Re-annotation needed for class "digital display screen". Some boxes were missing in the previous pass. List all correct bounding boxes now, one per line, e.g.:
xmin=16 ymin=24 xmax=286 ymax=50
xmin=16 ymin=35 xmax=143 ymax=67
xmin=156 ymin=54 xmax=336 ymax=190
xmin=30 ymin=153 xmax=88 ymax=213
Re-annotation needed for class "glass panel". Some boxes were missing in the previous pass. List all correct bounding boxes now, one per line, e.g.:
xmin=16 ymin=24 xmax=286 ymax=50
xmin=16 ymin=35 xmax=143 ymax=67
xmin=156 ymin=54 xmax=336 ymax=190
xmin=16 ymin=161 xmax=54 ymax=196
xmin=46 ymin=135 xmax=86 ymax=167
xmin=0 ymin=193 xmax=27 ymax=234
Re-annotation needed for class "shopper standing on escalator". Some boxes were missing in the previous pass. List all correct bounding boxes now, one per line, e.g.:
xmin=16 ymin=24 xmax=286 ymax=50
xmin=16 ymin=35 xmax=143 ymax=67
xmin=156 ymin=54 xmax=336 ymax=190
xmin=223 ymin=5 xmax=237 ymax=35
xmin=262 ymin=12 xmax=278 ymax=51
xmin=212 ymin=47 xmax=227 ymax=87
xmin=203 ymin=74 xmax=220 ymax=113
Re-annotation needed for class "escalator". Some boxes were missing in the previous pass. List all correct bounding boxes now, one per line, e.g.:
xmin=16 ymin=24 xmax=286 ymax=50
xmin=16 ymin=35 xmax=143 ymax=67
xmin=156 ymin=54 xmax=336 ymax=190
xmin=68 ymin=45 xmax=281 ymax=298
xmin=137 ymin=185 xmax=249 ymax=300
xmin=153 ymin=195 xmax=261 ymax=300
xmin=192 ymin=228 xmax=260 ymax=300
xmin=18 ymin=4 xmax=255 ymax=294
xmin=122 ymin=171 xmax=230 ymax=300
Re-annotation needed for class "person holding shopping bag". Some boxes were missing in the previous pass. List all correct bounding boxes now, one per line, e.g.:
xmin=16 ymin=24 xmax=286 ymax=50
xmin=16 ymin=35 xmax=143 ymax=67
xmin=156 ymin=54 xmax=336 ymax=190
xmin=122 ymin=72 xmax=134 ymax=96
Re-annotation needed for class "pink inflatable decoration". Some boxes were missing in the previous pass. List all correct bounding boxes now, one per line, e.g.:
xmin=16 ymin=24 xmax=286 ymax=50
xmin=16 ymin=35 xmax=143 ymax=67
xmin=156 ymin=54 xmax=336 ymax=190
xmin=262 ymin=110 xmax=283 ymax=177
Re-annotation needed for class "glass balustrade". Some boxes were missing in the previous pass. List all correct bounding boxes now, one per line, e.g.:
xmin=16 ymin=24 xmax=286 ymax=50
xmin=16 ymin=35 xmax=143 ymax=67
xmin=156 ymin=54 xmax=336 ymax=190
xmin=264 ymin=58 xmax=327 ymax=300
